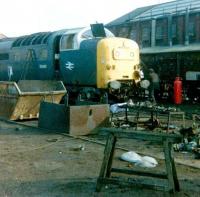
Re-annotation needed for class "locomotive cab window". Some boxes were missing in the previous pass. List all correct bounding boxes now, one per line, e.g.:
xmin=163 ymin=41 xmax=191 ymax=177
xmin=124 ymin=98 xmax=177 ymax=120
xmin=81 ymin=30 xmax=93 ymax=39
xmin=60 ymin=34 xmax=76 ymax=50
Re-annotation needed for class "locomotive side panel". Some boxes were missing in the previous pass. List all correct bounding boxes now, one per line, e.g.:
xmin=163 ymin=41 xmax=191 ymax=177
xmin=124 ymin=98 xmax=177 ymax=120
xmin=9 ymin=45 xmax=55 ymax=81
xmin=0 ymin=33 xmax=57 ymax=81
xmin=0 ymin=40 xmax=13 ymax=81
xmin=59 ymin=39 xmax=97 ymax=86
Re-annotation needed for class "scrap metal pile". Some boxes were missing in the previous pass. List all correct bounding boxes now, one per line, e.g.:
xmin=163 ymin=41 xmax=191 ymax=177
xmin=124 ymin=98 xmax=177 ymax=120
xmin=110 ymin=100 xmax=178 ymax=129
xmin=110 ymin=100 xmax=200 ymax=159
xmin=173 ymin=115 xmax=200 ymax=159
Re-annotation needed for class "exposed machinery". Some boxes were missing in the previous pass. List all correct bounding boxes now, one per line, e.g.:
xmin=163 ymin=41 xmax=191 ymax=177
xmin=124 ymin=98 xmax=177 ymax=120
xmin=0 ymin=24 xmax=141 ymax=103
xmin=141 ymin=51 xmax=200 ymax=102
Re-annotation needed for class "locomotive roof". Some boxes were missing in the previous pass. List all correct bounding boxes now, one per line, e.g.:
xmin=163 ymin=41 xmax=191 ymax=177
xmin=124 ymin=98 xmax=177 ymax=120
xmin=12 ymin=32 xmax=53 ymax=47
xmin=10 ymin=26 xmax=114 ymax=48
xmin=11 ymin=28 xmax=84 ymax=48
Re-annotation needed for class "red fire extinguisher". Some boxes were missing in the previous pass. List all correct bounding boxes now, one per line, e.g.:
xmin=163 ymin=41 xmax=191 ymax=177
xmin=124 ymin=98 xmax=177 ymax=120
xmin=174 ymin=77 xmax=182 ymax=104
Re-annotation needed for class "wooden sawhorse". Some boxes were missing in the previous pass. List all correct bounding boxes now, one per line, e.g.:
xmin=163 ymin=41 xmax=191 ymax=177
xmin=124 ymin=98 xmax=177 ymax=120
xmin=96 ymin=128 xmax=182 ymax=193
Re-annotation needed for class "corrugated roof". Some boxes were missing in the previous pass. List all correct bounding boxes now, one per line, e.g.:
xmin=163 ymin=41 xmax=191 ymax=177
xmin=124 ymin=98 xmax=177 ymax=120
xmin=133 ymin=0 xmax=200 ymax=21
xmin=107 ymin=5 xmax=156 ymax=26
xmin=107 ymin=0 xmax=200 ymax=26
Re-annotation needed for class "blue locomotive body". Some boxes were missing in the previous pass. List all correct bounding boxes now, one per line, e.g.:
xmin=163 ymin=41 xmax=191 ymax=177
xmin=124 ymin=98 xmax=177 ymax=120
xmin=0 ymin=28 xmax=104 ymax=85
xmin=1 ymin=32 xmax=57 ymax=81
xmin=59 ymin=39 xmax=98 ymax=86
xmin=0 ymin=25 xmax=141 ymax=101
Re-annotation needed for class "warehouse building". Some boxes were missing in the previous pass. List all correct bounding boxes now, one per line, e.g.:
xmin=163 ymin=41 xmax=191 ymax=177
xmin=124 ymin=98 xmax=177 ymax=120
xmin=107 ymin=0 xmax=200 ymax=101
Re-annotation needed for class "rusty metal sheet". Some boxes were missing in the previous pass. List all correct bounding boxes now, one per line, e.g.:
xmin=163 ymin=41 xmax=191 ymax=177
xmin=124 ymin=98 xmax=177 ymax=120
xmin=38 ymin=102 xmax=68 ymax=132
xmin=69 ymin=104 xmax=110 ymax=135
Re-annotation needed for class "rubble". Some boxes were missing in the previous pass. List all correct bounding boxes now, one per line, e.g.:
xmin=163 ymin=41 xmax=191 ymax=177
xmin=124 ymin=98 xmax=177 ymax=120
xmin=173 ymin=126 xmax=200 ymax=159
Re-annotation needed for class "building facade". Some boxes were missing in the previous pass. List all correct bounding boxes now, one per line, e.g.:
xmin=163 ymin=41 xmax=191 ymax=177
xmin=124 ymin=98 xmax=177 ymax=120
xmin=107 ymin=0 xmax=200 ymax=48
xmin=107 ymin=0 xmax=200 ymax=101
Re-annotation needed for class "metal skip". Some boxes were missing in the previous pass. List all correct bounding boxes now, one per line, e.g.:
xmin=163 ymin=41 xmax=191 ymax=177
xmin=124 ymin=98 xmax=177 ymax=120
xmin=0 ymin=80 xmax=66 ymax=120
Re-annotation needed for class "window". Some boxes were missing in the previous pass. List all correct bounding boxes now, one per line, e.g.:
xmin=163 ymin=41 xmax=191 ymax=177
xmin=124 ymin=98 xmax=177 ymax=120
xmin=81 ymin=29 xmax=93 ymax=39
xmin=118 ymin=27 xmax=129 ymax=37
xmin=60 ymin=34 xmax=75 ymax=50
xmin=142 ymin=27 xmax=150 ymax=41
xmin=172 ymin=23 xmax=177 ymax=38
xmin=130 ymin=29 xmax=137 ymax=40
xmin=188 ymin=21 xmax=195 ymax=37
xmin=156 ymin=25 xmax=163 ymax=40
xmin=0 ymin=53 xmax=9 ymax=60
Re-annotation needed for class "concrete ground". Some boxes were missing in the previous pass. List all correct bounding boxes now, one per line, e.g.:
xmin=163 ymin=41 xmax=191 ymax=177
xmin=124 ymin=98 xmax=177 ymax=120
xmin=0 ymin=103 xmax=199 ymax=196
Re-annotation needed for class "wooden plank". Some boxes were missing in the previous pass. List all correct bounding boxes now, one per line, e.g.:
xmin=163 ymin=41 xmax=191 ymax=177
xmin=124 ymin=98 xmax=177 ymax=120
xmin=105 ymin=136 xmax=117 ymax=178
xmin=171 ymin=155 xmax=180 ymax=191
xmin=100 ymin=128 xmax=182 ymax=143
xmin=96 ymin=133 xmax=116 ymax=192
xmin=163 ymin=140 xmax=176 ymax=192
xmin=111 ymin=168 xmax=167 ymax=179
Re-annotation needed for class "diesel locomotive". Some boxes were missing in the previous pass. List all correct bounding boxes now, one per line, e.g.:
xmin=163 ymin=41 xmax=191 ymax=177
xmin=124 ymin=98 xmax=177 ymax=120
xmin=0 ymin=24 xmax=141 ymax=102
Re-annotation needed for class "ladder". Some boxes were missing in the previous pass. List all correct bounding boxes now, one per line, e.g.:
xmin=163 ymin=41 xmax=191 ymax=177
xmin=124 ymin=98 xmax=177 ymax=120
xmin=20 ymin=49 xmax=37 ymax=80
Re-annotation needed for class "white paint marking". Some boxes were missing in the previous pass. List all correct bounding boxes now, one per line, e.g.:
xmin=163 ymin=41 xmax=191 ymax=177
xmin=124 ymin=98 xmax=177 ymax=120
xmin=65 ymin=61 xmax=74 ymax=70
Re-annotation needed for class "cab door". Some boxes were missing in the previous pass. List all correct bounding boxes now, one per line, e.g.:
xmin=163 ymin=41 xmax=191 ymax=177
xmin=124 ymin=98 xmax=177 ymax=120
xmin=53 ymin=35 xmax=62 ymax=79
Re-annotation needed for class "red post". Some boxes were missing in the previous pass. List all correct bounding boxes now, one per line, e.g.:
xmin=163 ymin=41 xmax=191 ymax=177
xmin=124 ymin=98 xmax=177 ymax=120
xmin=174 ymin=77 xmax=182 ymax=104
